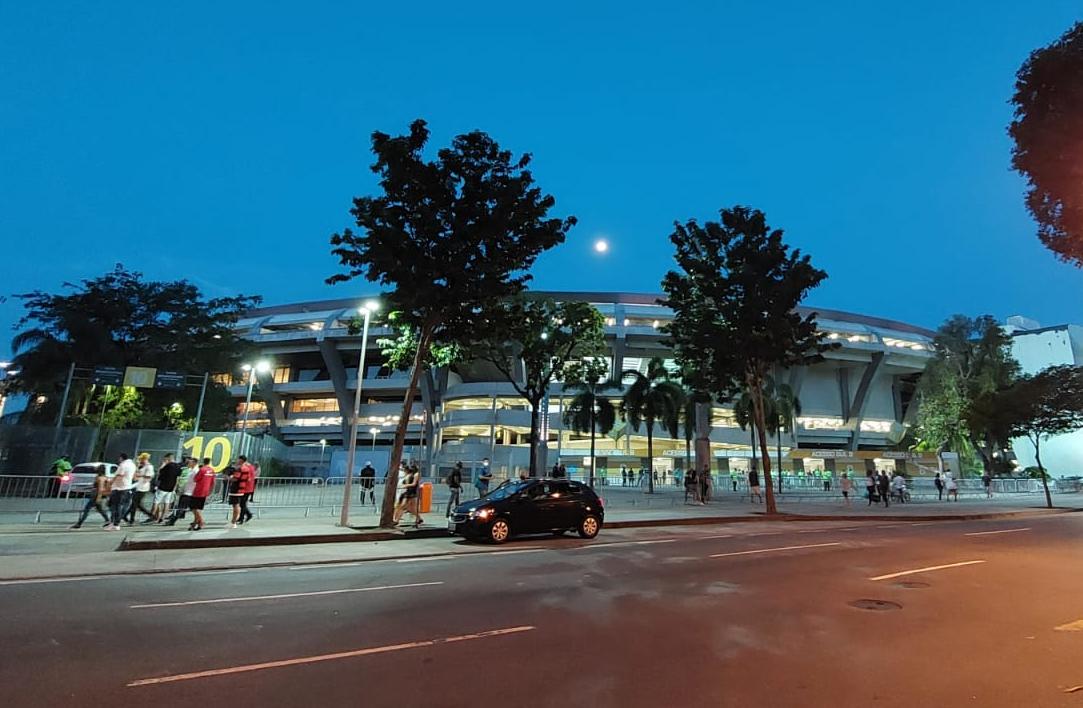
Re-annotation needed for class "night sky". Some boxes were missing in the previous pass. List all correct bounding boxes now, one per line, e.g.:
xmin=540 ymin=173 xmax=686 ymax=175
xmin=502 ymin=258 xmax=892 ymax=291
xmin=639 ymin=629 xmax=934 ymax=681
xmin=2 ymin=1 xmax=1081 ymax=361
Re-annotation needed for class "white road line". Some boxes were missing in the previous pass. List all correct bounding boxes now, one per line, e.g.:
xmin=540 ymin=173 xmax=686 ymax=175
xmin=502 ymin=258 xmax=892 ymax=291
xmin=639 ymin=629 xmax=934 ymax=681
xmin=869 ymin=559 xmax=986 ymax=581
xmin=0 ymin=575 xmax=113 ymax=587
xmin=633 ymin=539 xmax=678 ymax=545
xmin=834 ymin=527 xmax=860 ymax=532
xmin=1054 ymin=619 xmax=1083 ymax=632
xmin=875 ymin=524 xmax=902 ymax=529
xmin=963 ymin=528 xmax=1031 ymax=537
xmin=129 ymin=581 xmax=443 ymax=609
xmin=469 ymin=548 xmax=548 ymax=557
xmin=700 ymin=534 xmax=733 ymax=540
xmin=910 ymin=522 xmax=937 ymax=526
xmin=748 ymin=532 xmax=782 ymax=537
xmin=709 ymin=542 xmax=841 ymax=559
xmin=797 ymin=529 xmax=828 ymax=534
xmin=127 ymin=625 xmax=536 ymax=687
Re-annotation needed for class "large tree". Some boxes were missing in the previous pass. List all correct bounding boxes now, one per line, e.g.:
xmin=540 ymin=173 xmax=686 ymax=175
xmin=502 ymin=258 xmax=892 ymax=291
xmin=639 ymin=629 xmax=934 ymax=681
xmin=735 ymin=375 xmax=801 ymax=494
xmin=471 ymin=296 xmax=606 ymax=477
xmin=328 ymin=120 xmax=575 ymax=527
xmin=662 ymin=206 xmax=831 ymax=514
xmin=621 ymin=357 xmax=685 ymax=494
xmin=912 ymin=315 xmax=1020 ymax=474
xmin=1010 ymin=21 xmax=1083 ymax=264
xmin=10 ymin=264 xmax=258 ymax=430
xmin=561 ymin=357 xmax=618 ymax=487
xmin=1003 ymin=365 xmax=1083 ymax=508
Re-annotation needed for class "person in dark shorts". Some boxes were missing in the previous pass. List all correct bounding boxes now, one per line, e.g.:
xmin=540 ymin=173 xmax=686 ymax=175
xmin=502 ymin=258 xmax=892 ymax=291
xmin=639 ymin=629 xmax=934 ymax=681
xmin=188 ymin=458 xmax=216 ymax=531
xmin=748 ymin=467 xmax=762 ymax=503
xmin=150 ymin=453 xmax=181 ymax=523
xmin=359 ymin=461 xmax=377 ymax=506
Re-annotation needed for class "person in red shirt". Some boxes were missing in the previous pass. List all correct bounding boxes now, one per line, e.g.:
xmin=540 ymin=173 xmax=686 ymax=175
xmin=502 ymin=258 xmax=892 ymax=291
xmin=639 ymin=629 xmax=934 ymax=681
xmin=229 ymin=455 xmax=256 ymax=528
xmin=188 ymin=458 xmax=217 ymax=531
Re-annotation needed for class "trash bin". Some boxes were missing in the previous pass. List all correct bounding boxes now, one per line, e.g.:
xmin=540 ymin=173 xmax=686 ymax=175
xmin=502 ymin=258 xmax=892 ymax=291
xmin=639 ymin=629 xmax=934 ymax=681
xmin=419 ymin=482 xmax=433 ymax=513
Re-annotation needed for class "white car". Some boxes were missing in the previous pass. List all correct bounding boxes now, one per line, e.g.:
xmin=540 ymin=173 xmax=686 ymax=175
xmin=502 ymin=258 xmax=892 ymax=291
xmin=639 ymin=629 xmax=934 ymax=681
xmin=58 ymin=463 xmax=117 ymax=495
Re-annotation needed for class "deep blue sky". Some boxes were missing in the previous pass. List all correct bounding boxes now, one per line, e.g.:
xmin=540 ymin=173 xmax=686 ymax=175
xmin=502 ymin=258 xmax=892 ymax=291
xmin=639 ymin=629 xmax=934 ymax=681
xmin=2 ymin=1 xmax=1081 ymax=360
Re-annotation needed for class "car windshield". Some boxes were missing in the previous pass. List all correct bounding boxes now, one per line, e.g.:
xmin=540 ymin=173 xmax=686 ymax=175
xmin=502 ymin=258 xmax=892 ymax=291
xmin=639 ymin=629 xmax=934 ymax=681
xmin=482 ymin=480 xmax=532 ymax=501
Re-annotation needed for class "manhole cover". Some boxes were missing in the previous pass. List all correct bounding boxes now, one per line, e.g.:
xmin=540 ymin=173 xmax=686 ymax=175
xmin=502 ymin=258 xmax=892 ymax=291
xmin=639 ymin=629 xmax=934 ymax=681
xmin=895 ymin=581 xmax=929 ymax=589
xmin=849 ymin=599 xmax=902 ymax=611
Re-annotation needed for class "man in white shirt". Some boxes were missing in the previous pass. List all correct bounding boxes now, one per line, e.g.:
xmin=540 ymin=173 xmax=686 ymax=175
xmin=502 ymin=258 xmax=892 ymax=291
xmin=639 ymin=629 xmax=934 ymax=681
xmin=125 ymin=452 xmax=156 ymax=524
xmin=891 ymin=473 xmax=907 ymax=503
xmin=108 ymin=453 xmax=137 ymax=530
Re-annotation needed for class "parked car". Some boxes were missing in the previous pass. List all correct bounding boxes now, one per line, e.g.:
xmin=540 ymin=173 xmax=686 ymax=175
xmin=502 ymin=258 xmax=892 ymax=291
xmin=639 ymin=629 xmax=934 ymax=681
xmin=58 ymin=463 xmax=116 ymax=495
xmin=448 ymin=478 xmax=604 ymax=543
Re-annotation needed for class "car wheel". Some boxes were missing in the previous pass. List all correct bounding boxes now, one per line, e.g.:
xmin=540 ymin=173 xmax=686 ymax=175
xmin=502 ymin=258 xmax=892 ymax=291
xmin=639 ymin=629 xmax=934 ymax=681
xmin=578 ymin=514 xmax=600 ymax=539
xmin=489 ymin=518 xmax=511 ymax=544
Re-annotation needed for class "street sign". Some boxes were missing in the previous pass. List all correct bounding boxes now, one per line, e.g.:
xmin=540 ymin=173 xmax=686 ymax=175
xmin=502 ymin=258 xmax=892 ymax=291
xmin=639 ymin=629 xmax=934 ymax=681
xmin=155 ymin=371 xmax=186 ymax=389
xmin=123 ymin=366 xmax=157 ymax=388
xmin=91 ymin=366 xmax=123 ymax=385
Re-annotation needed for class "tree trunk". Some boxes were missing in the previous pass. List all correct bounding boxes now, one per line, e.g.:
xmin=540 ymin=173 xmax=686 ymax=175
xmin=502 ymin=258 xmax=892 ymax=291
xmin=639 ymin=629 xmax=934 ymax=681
xmin=646 ymin=422 xmax=655 ymax=494
xmin=971 ymin=436 xmax=992 ymax=475
xmin=588 ymin=400 xmax=596 ymax=488
xmin=777 ymin=432 xmax=783 ymax=495
xmin=748 ymin=373 xmax=777 ymax=513
xmin=1033 ymin=436 xmax=1052 ymax=509
xmin=378 ymin=323 xmax=434 ymax=528
xmin=528 ymin=400 xmax=541 ymax=477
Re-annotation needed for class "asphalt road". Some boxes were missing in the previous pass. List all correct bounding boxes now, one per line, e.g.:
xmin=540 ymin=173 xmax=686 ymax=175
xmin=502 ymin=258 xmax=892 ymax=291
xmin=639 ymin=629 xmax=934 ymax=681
xmin=2 ymin=514 xmax=1081 ymax=707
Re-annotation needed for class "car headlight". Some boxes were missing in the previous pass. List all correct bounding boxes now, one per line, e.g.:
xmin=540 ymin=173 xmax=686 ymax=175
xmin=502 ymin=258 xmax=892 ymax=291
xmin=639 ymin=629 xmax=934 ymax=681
xmin=470 ymin=507 xmax=494 ymax=521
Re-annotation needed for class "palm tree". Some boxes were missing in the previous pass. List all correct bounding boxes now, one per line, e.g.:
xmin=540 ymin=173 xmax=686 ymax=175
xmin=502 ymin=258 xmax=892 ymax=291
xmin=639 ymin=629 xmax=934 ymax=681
xmin=735 ymin=375 xmax=801 ymax=494
xmin=621 ymin=357 xmax=685 ymax=494
xmin=562 ymin=359 xmax=619 ymax=487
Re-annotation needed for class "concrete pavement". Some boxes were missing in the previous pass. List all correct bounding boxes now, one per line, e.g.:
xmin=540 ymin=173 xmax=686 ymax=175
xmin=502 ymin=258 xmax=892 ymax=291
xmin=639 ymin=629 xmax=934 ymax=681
xmin=2 ymin=513 xmax=1082 ymax=706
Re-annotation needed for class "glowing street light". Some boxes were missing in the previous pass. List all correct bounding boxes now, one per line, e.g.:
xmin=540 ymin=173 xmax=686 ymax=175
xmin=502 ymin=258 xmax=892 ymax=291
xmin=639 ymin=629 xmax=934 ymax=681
xmin=369 ymin=427 xmax=379 ymax=450
xmin=342 ymin=300 xmax=380 ymax=526
xmin=240 ymin=360 xmax=272 ymax=431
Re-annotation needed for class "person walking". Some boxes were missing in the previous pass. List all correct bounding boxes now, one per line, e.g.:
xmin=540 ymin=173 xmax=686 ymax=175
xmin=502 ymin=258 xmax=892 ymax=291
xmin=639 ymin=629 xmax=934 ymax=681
xmin=684 ymin=466 xmax=698 ymax=504
xmin=149 ymin=453 xmax=181 ymax=523
xmin=359 ymin=461 xmax=376 ymax=506
xmin=125 ymin=453 xmax=155 ymax=524
xmin=731 ymin=469 xmax=739 ymax=493
xmin=934 ymin=472 xmax=945 ymax=501
xmin=891 ymin=471 xmax=907 ymax=503
xmin=106 ymin=454 xmax=136 ymax=530
xmin=748 ymin=467 xmax=763 ymax=504
xmin=552 ymin=463 xmax=561 ymax=478
xmin=249 ymin=462 xmax=262 ymax=503
xmin=877 ymin=471 xmax=891 ymax=508
xmin=982 ymin=471 xmax=993 ymax=498
xmin=946 ymin=472 xmax=959 ymax=501
xmin=840 ymin=472 xmax=853 ymax=506
xmin=865 ymin=470 xmax=877 ymax=506
xmin=445 ymin=462 xmax=463 ymax=517
xmin=394 ymin=464 xmax=423 ymax=527
xmin=188 ymin=458 xmax=217 ymax=530
xmin=229 ymin=455 xmax=255 ymax=528
xmin=70 ymin=464 xmax=111 ymax=529
xmin=163 ymin=458 xmax=198 ymax=526
xmin=699 ymin=465 xmax=711 ymax=504
xmin=475 ymin=464 xmax=492 ymax=497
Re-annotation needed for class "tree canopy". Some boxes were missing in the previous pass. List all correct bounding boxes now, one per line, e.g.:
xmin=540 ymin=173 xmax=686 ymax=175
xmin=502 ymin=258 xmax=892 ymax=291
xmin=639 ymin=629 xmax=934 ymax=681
xmin=10 ymin=264 xmax=259 ymax=429
xmin=621 ymin=357 xmax=684 ymax=493
xmin=1010 ymin=21 xmax=1083 ymax=264
xmin=1003 ymin=365 xmax=1083 ymax=507
xmin=327 ymin=119 xmax=575 ymax=526
xmin=661 ymin=206 xmax=831 ymax=513
xmin=470 ymin=296 xmax=606 ymax=476
xmin=562 ymin=357 xmax=618 ymax=487
xmin=911 ymin=315 xmax=1020 ymax=473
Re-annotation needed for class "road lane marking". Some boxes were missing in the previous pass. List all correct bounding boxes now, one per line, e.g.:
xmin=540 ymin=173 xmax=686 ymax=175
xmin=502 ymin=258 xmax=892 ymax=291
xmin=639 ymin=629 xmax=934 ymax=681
xmin=568 ymin=539 xmax=675 ymax=550
xmin=834 ymin=527 xmax=860 ymax=532
xmin=129 ymin=581 xmax=443 ymax=609
xmin=127 ymin=625 xmax=536 ymax=686
xmin=700 ymin=534 xmax=733 ymax=540
xmin=467 ymin=548 xmax=548 ymax=557
xmin=394 ymin=555 xmax=460 ymax=563
xmin=748 ymin=532 xmax=782 ymax=537
xmin=963 ymin=528 xmax=1031 ymax=537
xmin=875 ymin=524 xmax=902 ymax=529
xmin=0 ymin=575 xmax=112 ymax=586
xmin=797 ymin=529 xmax=828 ymax=534
xmin=910 ymin=522 xmax=937 ymax=526
xmin=869 ymin=560 xmax=986 ymax=581
xmin=709 ymin=542 xmax=841 ymax=559
xmin=1054 ymin=619 xmax=1083 ymax=632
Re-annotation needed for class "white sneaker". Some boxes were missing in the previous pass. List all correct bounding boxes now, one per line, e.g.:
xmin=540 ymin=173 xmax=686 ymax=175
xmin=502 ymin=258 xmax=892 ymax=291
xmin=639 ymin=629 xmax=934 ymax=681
xmin=230 ymin=523 xmax=238 ymax=529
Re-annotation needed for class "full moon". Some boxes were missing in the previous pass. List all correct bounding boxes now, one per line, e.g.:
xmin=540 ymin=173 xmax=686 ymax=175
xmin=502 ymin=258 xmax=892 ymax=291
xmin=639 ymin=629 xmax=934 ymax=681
xmin=594 ymin=239 xmax=609 ymax=253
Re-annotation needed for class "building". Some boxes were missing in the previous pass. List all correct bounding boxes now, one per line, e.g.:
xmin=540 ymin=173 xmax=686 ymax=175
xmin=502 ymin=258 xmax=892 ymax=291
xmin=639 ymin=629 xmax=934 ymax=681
xmin=230 ymin=292 xmax=942 ymax=480
xmin=1006 ymin=316 xmax=1083 ymax=476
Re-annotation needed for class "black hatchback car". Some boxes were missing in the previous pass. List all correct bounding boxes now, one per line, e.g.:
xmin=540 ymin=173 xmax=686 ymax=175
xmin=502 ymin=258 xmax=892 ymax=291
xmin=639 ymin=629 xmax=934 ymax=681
xmin=448 ymin=478 xmax=604 ymax=543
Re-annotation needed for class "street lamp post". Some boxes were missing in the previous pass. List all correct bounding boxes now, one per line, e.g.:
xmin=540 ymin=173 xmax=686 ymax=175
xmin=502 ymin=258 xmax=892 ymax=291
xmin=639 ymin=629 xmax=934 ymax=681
xmin=341 ymin=301 xmax=378 ymax=527
xmin=369 ymin=427 xmax=379 ymax=450
xmin=240 ymin=361 xmax=271 ymax=457
xmin=319 ymin=439 xmax=327 ymax=470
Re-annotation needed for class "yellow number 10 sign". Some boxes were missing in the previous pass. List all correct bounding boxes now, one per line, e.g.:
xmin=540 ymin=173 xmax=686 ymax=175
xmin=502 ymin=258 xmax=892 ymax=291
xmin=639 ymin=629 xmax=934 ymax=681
xmin=181 ymin=436 xmax=233 ymax=472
